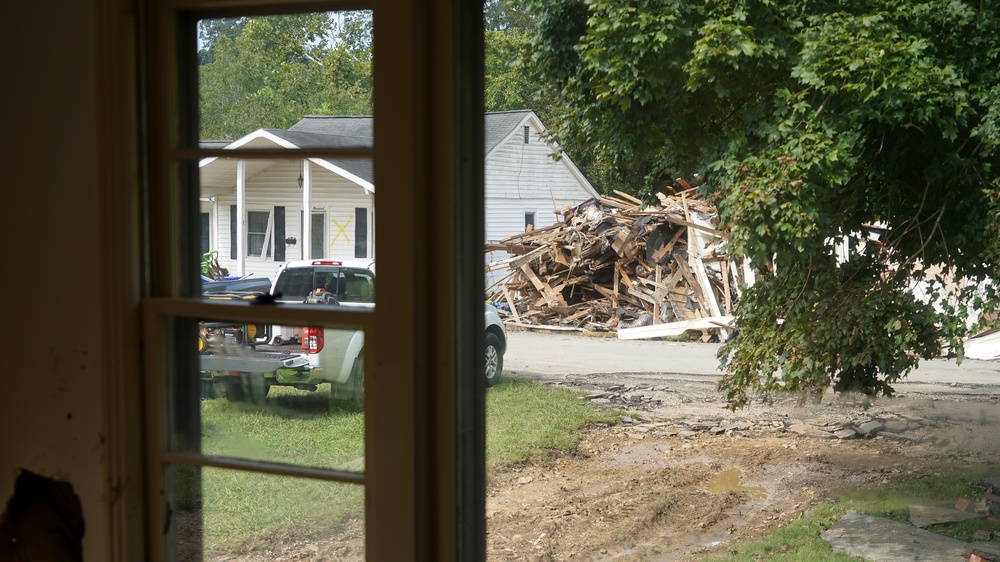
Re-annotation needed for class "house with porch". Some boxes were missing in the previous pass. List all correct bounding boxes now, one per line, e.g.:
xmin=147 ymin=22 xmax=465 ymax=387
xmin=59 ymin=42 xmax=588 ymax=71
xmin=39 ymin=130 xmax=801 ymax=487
xmin=199 ymin=109 xmax=600 ymax=283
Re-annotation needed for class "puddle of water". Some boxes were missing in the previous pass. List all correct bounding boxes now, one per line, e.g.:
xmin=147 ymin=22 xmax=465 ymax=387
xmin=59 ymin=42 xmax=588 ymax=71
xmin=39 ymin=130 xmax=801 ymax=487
xmin=696 ymin=531 xmax=729 ymax=547
xmin=708 ymin=468 xmax=767 ymax=499
xmin=601 ymin=442 xmax=676 ymax=469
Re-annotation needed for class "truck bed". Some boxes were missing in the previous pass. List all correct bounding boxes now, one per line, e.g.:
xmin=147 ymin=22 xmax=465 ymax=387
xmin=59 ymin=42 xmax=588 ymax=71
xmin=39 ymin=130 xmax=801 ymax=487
xmin=199 ymin=347 xmax=310 ymax=373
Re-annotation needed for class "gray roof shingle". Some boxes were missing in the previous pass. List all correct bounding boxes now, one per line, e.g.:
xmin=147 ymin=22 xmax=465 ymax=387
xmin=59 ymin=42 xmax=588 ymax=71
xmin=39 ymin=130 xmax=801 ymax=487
xmin=262 ymin=128 xmax=373 ymax=183
xmin=484 ymin=110 xmax=534 ymax=154
xmin=288 ymin=110 xmax=535 ymax=155
xmin=211 ymin=110 xmax=538 ymax=186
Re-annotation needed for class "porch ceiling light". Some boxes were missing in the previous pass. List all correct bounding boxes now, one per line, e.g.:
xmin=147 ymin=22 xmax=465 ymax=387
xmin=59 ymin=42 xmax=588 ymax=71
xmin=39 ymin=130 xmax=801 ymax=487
xmin=297 ymin=172 xmax=304 ymax=189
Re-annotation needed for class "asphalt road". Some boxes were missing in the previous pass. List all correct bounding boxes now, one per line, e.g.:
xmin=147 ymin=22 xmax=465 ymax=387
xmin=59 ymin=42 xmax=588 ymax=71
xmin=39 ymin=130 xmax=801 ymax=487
xmin=503 ymin=329 xmax=1000 ymax=396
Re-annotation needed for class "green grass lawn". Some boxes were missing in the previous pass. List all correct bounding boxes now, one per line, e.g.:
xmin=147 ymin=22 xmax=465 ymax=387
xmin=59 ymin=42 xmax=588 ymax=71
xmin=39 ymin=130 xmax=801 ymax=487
xmin=195 ymin=377 xmax=621 ymax=554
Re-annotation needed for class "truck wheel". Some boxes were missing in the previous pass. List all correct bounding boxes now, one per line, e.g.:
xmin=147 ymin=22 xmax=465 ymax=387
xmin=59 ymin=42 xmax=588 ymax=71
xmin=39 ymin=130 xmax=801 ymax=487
xmin=200 ymin=372 xmax=219 ymax=399
xmin=330 ymin=354 xmax=365 ymax=411
xmin=485 ymin=332 xmax=503 ymax=387
xmin=224 ymin=374 xmax=271 ymax=404
xmin=349 ymin=354 xmax=365 ymax=408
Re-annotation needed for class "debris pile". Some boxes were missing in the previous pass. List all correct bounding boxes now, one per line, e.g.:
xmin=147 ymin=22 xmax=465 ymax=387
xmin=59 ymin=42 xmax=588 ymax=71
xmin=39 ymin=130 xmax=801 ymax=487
xmin=486 ymin=186 xmax=744 ymax=340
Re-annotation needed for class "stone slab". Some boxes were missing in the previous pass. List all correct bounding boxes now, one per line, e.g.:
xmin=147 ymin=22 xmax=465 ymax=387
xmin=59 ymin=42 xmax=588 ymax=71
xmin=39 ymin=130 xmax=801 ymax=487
xmin=856 ymin=420 xmax=884 ymax=435
xmin=821 ymin=512 xmax=972 ymax=562
xmin=979 ymin=476 xmax=1000 ymax=491
xmin=787 ymin=424 xmax=836 ymax=439
xmin=909 ymin=504 xmax=988 ymax=528
xmin=970 ymin=540 xmax=1000 ymax=560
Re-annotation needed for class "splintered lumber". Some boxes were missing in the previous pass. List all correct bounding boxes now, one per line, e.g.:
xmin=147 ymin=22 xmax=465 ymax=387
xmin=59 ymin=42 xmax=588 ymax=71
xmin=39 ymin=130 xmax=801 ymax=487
xmin=485 ymin=184 xmax=740 ymax=340
xmin=618 ymin=316 xmax=735 ymax=340
xmin=501 ymin=286 xmax=521 ymax=323
xmin=519 ymin=264 xmax=566 ymax=307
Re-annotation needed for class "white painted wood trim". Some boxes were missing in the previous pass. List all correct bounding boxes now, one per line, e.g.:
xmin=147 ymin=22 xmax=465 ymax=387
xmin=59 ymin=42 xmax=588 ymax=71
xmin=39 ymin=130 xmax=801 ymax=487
xmin=618 ymin=316 xmax=735 ymax=340
xmin=236 ymin=159 xmax=246 ymax=277
xmin=310 ymin=157 xmax=374 ymax=192
xmin=302 ymin=159 xmax=311 ymax=258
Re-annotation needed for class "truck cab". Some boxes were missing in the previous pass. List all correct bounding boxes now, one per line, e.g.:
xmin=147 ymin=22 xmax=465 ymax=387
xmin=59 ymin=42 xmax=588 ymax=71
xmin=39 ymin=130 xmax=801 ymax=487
xmin=270 ymin=259 xmax=376 ymax=308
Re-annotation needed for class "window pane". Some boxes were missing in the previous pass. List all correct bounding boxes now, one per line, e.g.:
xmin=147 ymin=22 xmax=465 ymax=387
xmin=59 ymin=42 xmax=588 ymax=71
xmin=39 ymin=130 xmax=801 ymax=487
xmin=197 ymin=9 xmax=374 ymax=270
xmin=171 ymin=465 xmax=365 ymax=560
xmin=198 ymin=12 xmax=373 ymax=141
xmin=183 ymin=313 xmax=367 ymax=472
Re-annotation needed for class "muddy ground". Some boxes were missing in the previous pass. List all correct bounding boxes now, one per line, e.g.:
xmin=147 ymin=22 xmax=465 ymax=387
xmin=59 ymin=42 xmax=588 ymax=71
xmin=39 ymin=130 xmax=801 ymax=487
xmin=218 ymin=366 xmax=1000 ymax=562
xmin=482 ymin=369 xmax=1000 ymax=562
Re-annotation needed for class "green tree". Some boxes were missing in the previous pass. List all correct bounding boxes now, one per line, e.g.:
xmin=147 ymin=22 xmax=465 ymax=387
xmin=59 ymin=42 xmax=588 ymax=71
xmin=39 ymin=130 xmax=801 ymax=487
xmin=198 ymin=9 xmax=537 ymax=139
xmin=199 ymin=12 xmax=372 ymax=140
xmin=524 ymin=0 xmax=1000 ymax=406
xmin=198 ymin=17 xmax=247 ymax=65
xmin=484 ymin=29 xmax=536 ymax=112
xmin=484 ymin=0 xmax=538 ymax=31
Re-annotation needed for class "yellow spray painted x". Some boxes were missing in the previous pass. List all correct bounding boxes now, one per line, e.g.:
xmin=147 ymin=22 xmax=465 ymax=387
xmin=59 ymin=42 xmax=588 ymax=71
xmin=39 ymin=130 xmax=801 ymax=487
xmin=329 ymin=216 xmax=352 ymax=248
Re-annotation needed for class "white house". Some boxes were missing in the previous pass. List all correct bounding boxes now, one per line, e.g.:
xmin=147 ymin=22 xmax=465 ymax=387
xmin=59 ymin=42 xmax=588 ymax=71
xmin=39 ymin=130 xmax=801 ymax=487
xmin=199 ymin=110 xmax=599 ymax=283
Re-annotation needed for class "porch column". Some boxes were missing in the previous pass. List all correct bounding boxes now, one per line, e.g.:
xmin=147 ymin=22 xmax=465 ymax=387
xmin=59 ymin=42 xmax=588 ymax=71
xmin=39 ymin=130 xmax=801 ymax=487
xmin=301 ymin=159 xmax=312 ymax=260
xmin=237 ymin=158 xmax=246 ymax=277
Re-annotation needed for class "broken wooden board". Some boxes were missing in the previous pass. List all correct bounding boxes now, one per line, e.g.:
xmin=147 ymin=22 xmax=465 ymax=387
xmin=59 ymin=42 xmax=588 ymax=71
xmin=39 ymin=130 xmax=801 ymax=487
xmin=618 ymin=316 xmax=735 ymax=340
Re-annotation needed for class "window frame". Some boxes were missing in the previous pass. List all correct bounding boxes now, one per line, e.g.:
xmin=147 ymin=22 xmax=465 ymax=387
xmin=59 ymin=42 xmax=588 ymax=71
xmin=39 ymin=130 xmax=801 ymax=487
xmin=134 ymin=1 xmax=486 ymax=561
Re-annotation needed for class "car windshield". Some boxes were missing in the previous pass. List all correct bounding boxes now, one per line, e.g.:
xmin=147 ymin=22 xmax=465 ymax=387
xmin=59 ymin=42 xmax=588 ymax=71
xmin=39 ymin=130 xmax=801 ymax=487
xmin=273 ymin=267 xmax=375 ymax=303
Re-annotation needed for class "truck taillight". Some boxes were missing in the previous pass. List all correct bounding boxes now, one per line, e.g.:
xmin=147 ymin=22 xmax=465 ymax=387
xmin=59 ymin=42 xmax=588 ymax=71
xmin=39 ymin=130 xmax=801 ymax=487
xmin=301 ymin=327 xmax=324 ymax=353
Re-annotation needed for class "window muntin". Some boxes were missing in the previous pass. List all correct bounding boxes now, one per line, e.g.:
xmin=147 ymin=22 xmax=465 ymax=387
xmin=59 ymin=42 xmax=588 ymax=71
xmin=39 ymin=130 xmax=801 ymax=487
xmin=187 ymin=314 xmax=367 ymax=472
xmin=171 ymin=466 xmax=365 ymax=559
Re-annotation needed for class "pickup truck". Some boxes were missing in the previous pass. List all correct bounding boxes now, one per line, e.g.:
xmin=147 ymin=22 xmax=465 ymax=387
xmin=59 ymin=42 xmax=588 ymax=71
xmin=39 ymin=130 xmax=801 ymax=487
xmin=199 ymin=259 xmax=507 ymax=406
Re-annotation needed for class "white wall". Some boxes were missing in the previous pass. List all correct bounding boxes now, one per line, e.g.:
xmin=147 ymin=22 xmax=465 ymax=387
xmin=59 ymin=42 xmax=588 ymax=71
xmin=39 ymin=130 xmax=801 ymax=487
xmin=483 ymin=123 xmax=594 ymax=244
xmin=1 ymin=0 xmax=110 ymax=559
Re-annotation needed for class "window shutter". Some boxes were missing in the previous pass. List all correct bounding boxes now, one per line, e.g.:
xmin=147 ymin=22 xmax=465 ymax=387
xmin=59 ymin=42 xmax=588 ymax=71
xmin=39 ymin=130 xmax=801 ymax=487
xmin=230 ymin=205 xmax=237 ymax=260
xmin=354 ymin=207 xmax=368 ymax=259
xmin=274 ymin=206 xmax=285 ymax=262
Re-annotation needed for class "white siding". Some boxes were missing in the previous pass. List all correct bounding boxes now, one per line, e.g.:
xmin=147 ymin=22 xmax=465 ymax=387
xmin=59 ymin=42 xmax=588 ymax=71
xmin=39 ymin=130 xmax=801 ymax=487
xmin=483 ymin=198 xmax=566 ymax=244
xmin=483 ymin=123 xmax=595 ymax=244
xmin=213 ymin=160 xmax=374 ymax=282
